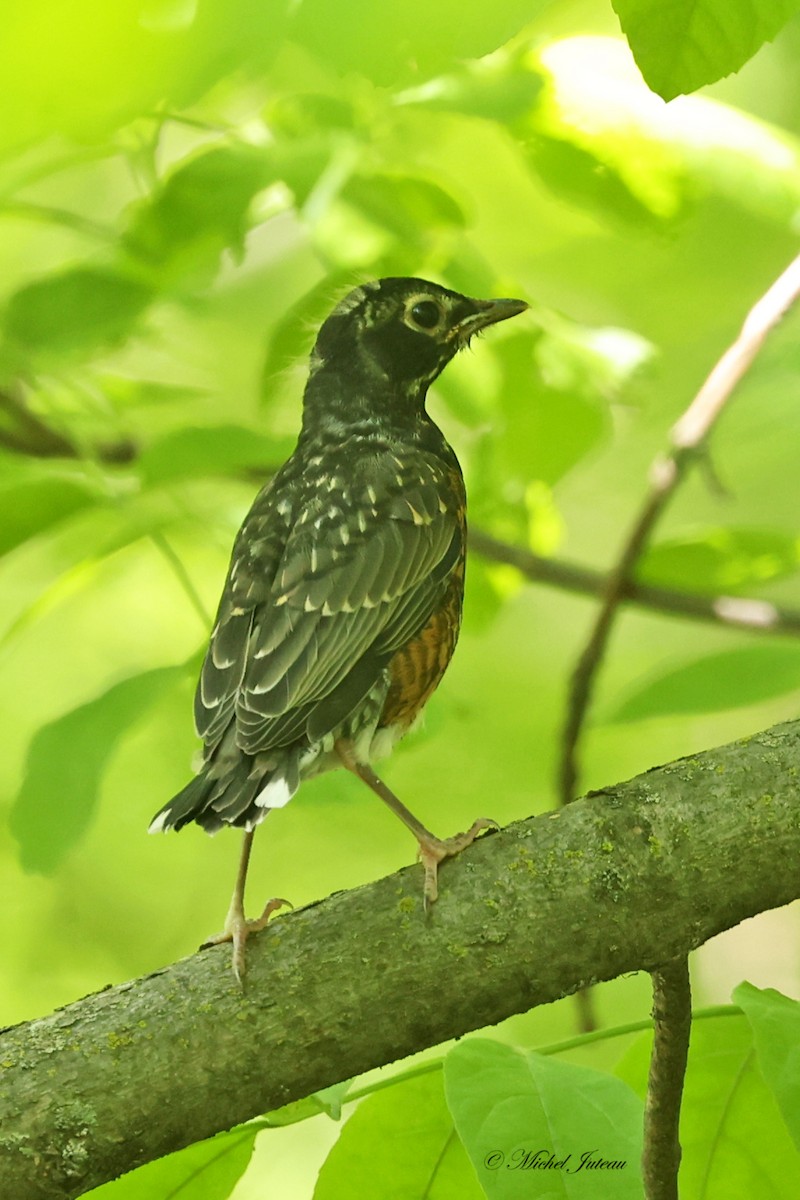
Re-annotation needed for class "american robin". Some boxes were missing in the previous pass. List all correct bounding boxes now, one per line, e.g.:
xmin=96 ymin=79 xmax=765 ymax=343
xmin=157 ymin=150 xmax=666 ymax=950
xmin=149 ymin=277 xmax=527 ymax=980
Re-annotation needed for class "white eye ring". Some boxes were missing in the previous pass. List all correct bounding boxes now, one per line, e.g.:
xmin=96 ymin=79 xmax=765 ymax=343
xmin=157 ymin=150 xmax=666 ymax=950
xmin=405 ymin=297 xmax=444 ymax=333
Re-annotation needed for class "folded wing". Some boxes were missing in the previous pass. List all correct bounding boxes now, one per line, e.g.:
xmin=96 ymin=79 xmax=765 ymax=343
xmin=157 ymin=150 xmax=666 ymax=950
xmin=196 ymin=455 xmax=463 ymax=758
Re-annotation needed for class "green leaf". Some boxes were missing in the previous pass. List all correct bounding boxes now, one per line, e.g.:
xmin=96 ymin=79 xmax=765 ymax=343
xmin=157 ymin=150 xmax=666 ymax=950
xmin=289 ymin=0 xmax=542 ymax=86
xmin=0 ymin=1 xmax=290 ymax=150
xmin=267 ymin=93 xmax=357 ymax=138
xmin=0 ymin=490 xmax=212 ymax=653
xmin=493 ymin=331 xmax=613 ymax=486
xmin=612 ymin=0 xmax=800 ymax=101
xmin=616 ymin=1015 xmax=800 ymax=1196
xmin=312 ymin=173 xmax=468 ymax=268
xmin=124 ymin=145 xmax=273 ymax=286
xmin=435 ymin=36 xmax=800 ymax=229
xmin=5 ymin=267 xmax=153 ymax=356
xmin=85 ymin=1124 xmax=258 ymax=1198
xmin=0 ymin=466 xmax=103 ymax=558
xmin=525 ymin=482 xmax=565 ymax=556
xmin=139 ymin=425 xmax=291 ymax=486
xmin=342 ymin=174 xmax=466 ymax=240
xmin=463 ymin=555 xmax=526 ymax=635
xmin=11 ymin=664 xmax=190 ymax=873
xmin=314 ymin=1071 xmax=482 ymax=1200
xmin=99 ymin=378 xmax=211 ymax=410
xmin=607 ymin=645 xmax=800 ymax=722
xmin=637 ymin=528 xmax=800 ymax=594
xmin=395 ymin=46 xmax=545 ymax=122
xmin=444 ymin=1038 xmax=643 ymax=1198
xmin=541 ymin=35 xmax=800 ymax=223
xmin=734 ymin=982 xmax=800 ymax=1151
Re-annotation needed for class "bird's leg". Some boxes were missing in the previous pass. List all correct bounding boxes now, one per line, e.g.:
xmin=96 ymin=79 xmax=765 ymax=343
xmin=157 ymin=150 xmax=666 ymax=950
xmin=336 ymin=740 xmax=496 ymax=907
xmin=201 ymin=829 xmax=290 ymax=985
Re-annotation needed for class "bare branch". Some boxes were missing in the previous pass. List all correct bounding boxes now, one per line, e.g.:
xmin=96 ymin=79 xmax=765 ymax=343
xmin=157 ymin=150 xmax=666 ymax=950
xmin=0 ymin=388 xmax=137 ymax=464
xmin=6 ymin=392 xmax=798 ymax=642
xmin=559 ymin=251 xmax=800 ymax=808
xmin=469 ymin=529 xmax=800 ymax=636
xmin=642 ymin=959 xmax=692 ymax=1200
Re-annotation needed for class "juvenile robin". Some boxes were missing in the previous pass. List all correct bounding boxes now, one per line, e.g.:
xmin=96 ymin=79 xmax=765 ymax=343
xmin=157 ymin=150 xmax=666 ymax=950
xmin=149 ymin=277 xmax=527 ymax=980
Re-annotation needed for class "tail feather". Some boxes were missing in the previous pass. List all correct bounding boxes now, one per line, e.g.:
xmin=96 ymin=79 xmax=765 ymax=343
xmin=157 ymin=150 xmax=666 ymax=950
xmin=149 ymin=743 xmax=302 ymax=835
xmin=148 ymin=775 xmax=213 ymax=833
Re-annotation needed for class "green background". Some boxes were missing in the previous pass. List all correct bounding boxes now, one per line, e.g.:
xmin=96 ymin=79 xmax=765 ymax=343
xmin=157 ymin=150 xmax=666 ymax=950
xmin=2 ymin=1 xmax=800 ymax=1195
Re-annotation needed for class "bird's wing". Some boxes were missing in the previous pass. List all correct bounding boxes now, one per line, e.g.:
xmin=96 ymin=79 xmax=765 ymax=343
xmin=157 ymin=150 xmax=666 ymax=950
xmin=196 ymin=454 xmax=463 ymax=755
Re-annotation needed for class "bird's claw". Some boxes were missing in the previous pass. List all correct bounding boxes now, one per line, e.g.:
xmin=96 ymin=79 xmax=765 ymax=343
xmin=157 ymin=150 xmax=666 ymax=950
xmin=201 ymin=896 xmax=292 ymax=986
xmin=417 ymin=818 xmax=498 ymax=909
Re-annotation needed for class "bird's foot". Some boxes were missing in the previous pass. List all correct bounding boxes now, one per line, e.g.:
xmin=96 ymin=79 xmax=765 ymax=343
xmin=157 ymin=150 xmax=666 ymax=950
xmin=417 ymin=818 xmax=498 ymax=909
xmin=201 ymin=897 xmax=292 ymax=986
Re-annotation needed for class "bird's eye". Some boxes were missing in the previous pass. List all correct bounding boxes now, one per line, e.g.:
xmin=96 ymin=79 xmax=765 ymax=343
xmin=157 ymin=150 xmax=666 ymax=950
xmin=408 ymin=299 xmax=442 ymax=330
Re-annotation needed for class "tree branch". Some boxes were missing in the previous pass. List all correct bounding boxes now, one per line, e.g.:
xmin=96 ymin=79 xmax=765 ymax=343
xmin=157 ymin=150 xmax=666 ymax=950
xmin=5 ymin=392 xmax=800 ymax=642
xmin=0 ymin=388 xmax=136 ymax=463
xmin=559 ymin=250 xmax=800 ymax=808
xmin=2 ymin=718 xmax=800 ymax=1199
xmin=642 ymin=958 xmax=692 ymax=1200
xmin=468 ymin=529 xmax=800 ymax=637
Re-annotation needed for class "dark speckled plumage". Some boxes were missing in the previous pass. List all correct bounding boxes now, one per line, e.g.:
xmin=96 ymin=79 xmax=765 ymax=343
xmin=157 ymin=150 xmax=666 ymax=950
xmin=150 ymin=278 xmax=527 ymax=860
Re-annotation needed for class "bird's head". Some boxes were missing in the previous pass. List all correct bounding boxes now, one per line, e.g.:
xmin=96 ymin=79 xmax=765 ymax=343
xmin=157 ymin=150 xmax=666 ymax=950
xmin=307 ymin=277 xmax=527 ymax=406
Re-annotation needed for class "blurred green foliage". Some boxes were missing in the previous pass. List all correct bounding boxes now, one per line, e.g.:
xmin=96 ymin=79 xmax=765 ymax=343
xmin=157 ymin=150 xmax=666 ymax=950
xmin=2 ymin=1 xmax=800 ymax=1196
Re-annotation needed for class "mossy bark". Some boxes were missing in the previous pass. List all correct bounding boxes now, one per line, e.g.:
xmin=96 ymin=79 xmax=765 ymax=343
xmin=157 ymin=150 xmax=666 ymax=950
xmin=2 ymin=719 xmax=800 ymax=1199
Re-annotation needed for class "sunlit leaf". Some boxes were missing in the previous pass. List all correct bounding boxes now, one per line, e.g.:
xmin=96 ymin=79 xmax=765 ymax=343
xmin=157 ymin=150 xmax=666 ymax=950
xmin=525 ymin=481 xmax=564 ymax=555
xmin=288 ymin=0 xmax=542 ymax=86
xmin=535 ymin=319 xmax=654 ymax=401
xmin=85 ymin=1124 xmax=259 ymax=1199
xmin=265 ymin=140 xmax=336 ymax=207
xmin=412 ymin=36 xmax=800 ymax=228
xmin=139 ymin=425 xmax=291 ymax=486
xmin=99 ymin=377 xmax=212 ymax=409
xmin=5 ymin=267 xmax=153 ymax=356
xmin=403 ymin=39 xmax=681 ymax=226
xmin=11 ymin=664 xmax=191 ymax=873
xmin=734 ymin=982 xmax=800 ymax=1151
xmin=267 ymin=93 xmax=357 ymax=138
xmin=464 ymin=555 xmax=526 ymax=635
xmin=607 ymin=645 xmax=800 ymax=722
xmin=0 ymin=1 xmax=290 ymax=150
xmin=395 ymin=46 xmax=545 ymax=121
xmin=493 ymin=331 xmax=612 ymax=486
xmin=124 ymin=145 xmax=273 ymax=286
xmin=533 ymin=37 xmax=800 ymax=225
xmin=637 ymin=528 xmax=800 ymax=594
xmin=314 ymin=1071 xmax=482 ymax=1200
xmin=445 ymin=1038 xmax=643 ymax=1197
xmin=342 ymin=174 xmax=466 ymax=240
xmin=312 ymin=173 xmax=467 ymax=268
xmin=612 ymin=0 xmax=800 ymax=101
xmin=616 ymin=1016 xmax=800 ymax=1196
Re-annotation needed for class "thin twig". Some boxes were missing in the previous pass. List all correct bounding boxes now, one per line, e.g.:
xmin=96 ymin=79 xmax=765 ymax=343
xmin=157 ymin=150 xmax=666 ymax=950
xmin=559 ymin=252 xmax=800 ymax=807
xmin=642 ymin=959 xmax=692 ymax=1200
xmin=0 ymin=389 xmax=78 ymax=458
xmin=150 ymin=530 xmax=212 ymax=629
xmin=0 ymin=389 xmax=137 ymax=463
xmin=469 ymin=529 xmax=800 ymax=636
xmin=0 ymin=201 xmax=117 ymax=241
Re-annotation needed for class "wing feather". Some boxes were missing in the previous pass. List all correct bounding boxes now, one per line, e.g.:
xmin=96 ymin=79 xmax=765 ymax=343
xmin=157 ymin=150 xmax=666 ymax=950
xmin=196 ymin=451 xmax=464 ymax=757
